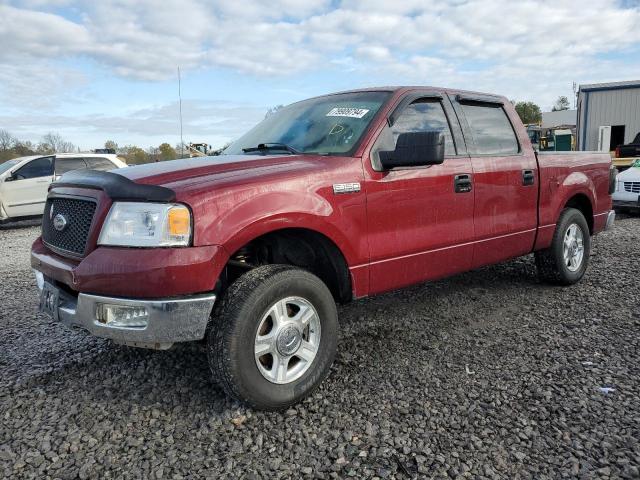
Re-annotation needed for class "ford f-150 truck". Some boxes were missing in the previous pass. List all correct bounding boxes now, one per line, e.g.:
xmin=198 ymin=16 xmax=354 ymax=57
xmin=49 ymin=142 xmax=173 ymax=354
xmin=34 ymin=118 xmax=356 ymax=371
xmin=31 ymin=87 xmax=616 ymax=410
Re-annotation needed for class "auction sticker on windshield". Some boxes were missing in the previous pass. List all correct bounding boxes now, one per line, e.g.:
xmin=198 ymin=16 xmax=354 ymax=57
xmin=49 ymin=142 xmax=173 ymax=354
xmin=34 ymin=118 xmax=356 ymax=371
xmin=326 ymin=107 xmax=370 ymax=118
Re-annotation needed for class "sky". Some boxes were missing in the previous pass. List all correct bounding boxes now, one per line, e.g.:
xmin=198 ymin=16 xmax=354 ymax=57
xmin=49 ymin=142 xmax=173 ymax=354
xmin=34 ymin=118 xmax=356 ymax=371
xmin=1 ymin=0 xmax=640 ymax=151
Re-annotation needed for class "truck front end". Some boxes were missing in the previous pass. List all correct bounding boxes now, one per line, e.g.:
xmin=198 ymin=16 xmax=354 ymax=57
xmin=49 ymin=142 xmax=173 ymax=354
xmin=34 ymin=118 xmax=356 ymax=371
xmin=31 ymin=170 xmax=220 ymax=350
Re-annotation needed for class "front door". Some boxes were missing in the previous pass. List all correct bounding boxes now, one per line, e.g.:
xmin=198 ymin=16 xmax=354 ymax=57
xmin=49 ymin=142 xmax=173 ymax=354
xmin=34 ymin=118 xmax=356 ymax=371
xmin=1 ymin=156 xmax=54 ymax=218
xmin=363 ymin=94 xmax=475 ymax=294
xmin=451 ymin=95 xmax=538 ymax=268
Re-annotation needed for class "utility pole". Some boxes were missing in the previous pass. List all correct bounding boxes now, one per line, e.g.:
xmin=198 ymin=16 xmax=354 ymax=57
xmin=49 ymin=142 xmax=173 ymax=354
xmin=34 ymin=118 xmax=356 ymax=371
xmin=178 ymin=66 xmax=184 ymax=158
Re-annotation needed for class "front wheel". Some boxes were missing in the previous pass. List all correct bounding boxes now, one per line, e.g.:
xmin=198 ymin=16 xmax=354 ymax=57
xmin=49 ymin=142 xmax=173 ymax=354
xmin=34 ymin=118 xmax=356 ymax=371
xmin=208 ymin=265 xmax=338 ymax=410
xmin=535 ymin=207 xmax=591 ymax=285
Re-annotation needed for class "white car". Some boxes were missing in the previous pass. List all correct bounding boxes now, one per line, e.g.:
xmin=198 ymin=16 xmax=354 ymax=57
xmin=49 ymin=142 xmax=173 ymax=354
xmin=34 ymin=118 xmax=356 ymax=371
xmin=0 ymin=153 xmax=127 ymax=223
xmin=613 ymin=158 xmax=640 ymax=212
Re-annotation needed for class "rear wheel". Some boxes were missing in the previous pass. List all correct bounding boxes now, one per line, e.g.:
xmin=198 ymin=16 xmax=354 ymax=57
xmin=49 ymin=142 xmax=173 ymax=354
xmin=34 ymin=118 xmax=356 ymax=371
xmin=535 ymin=208 xmax=591 ymax=285
xmin=208 ymin=265 xmax=338 ymax=410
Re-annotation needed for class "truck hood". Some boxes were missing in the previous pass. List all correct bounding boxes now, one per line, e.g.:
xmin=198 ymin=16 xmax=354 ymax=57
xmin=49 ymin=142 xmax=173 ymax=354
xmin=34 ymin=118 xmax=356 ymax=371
xmin=114 ymin=154 xmax=319 ymax=190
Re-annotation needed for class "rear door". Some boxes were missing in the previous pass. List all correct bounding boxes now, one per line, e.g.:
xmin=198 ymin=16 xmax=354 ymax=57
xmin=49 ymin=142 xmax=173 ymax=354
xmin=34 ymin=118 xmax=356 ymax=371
xmin=450 ymin=94 xmax=538 ymax=268
xmin=363 ymin=92 xmax=475 ymax=294
xmin=2 ymin=157 xmax=54 ymax=218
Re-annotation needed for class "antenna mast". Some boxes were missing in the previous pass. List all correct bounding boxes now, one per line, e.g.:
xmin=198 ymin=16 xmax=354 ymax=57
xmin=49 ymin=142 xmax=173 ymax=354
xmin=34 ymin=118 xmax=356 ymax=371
xmin=178 ymin=66 xmax=184 ymax=158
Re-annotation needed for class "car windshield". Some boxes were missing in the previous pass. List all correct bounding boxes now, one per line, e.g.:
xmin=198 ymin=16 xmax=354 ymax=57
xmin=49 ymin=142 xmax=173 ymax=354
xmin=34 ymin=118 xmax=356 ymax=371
xmin=0 ymin=159 xmax=20 ymax=176
xmin=224 ymin=91 xmax=391 ymax=156
xmin=632 ymin=159 xmax=640 ymax=168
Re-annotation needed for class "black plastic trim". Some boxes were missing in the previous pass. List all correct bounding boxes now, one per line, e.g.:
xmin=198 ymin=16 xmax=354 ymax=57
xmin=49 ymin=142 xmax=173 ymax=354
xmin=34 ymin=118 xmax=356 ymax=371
xmin=456 ymin=93 xmax=504 ymax=105
xmin=388 ymin=91 xmax=444 ymax=127
xmin=53 ymin=170 xmax=176 ymax=202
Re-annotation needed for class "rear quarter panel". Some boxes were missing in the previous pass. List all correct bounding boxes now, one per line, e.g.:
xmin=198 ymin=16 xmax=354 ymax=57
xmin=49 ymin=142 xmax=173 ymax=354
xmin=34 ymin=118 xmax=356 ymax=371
xmin=535 ymin=151 xmax=612 ymax=250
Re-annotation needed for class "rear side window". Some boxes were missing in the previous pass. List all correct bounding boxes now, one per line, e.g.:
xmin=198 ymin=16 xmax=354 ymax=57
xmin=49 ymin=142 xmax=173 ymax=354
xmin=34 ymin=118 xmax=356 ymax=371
xmin=56 ymin=157 xmax=87 ymax=174
xmin=391 ymin=100 xmax=456 ymax=155
xmin=460 ymin=103 xmax=519 ymax=155
xmin=85 ymin=157 xmax=115 ymax=171
xmin=14 ymin=157 xmax=54 ymax=179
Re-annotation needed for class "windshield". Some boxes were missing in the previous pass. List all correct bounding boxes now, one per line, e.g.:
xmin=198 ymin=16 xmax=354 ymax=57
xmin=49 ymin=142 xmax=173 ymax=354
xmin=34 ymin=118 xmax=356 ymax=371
xmin=632 ymin=159 xmax=640 ymax=168
xmin=0 ymin=159 xmax=20 ymax=176
xmin=224 ymin=91 xmax=391 ymax=156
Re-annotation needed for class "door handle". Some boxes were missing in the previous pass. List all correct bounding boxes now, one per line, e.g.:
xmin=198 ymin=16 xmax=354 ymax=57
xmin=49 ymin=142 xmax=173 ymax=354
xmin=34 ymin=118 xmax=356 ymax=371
xmin=454 ymin=173 xmax=472 ymax=193
xmin=522 ymin=169 xmax=535 ymax=186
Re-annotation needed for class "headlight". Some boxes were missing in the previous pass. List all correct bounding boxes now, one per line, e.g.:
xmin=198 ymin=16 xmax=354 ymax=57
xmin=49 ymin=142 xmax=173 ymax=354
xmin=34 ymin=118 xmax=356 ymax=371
xmin=98 ymin=202 xmax=192 ymax=247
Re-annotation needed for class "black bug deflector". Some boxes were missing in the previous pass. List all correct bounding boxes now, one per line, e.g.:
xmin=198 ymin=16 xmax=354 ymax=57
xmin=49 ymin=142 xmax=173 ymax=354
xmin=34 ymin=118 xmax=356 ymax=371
xmin=52 ymin=170 xmax=176 ymax=202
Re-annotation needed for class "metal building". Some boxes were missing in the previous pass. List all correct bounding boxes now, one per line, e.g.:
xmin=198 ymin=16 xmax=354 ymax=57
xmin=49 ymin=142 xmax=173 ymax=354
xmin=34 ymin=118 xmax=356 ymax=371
xmin=576 ymin=80 xmax=640 ymax=151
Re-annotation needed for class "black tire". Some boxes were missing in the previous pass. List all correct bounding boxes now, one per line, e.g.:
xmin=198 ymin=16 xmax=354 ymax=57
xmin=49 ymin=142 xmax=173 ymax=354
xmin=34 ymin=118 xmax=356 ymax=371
xmin=208 ymin=265 xmax=338 ymax=410
xmin=535 ymin=208 xmax=591 ymax=285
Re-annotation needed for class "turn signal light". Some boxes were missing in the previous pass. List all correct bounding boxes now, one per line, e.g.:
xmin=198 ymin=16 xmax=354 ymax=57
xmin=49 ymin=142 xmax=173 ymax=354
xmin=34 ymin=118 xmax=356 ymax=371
xmin=168 ymin=206 xmax=191 ymax=237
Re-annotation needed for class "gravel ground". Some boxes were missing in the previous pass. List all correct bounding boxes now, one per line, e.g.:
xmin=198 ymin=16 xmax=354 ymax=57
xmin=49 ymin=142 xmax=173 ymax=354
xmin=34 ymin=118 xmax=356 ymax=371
xmin=1 ymin=216 xmax=639 ymax=479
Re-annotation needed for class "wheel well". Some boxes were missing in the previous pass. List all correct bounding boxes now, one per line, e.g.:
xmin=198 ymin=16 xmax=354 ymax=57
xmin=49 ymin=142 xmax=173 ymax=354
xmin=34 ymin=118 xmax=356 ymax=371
xmin=220 ymin=228 xmax=352 ymax=303
xmin=564 ymin=194 xmax=593 ymax=233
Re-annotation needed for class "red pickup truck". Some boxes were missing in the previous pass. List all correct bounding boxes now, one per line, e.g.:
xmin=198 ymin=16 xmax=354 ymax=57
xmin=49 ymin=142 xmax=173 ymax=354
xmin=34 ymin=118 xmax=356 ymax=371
xmin=31 ymin=87 xmax=616 ymax=409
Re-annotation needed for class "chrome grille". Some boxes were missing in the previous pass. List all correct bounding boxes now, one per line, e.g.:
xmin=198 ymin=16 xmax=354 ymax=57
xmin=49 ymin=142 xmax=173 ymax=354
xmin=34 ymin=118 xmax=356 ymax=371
xmin=42 ymin=197 xmax=96 ymax=257
xmin=623 ymin=182 xmax=640 ymax=193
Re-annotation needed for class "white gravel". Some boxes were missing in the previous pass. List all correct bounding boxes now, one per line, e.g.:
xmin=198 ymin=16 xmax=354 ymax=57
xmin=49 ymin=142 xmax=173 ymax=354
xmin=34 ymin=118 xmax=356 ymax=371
xmin=0 ymin=216 xmax=639 ymax=479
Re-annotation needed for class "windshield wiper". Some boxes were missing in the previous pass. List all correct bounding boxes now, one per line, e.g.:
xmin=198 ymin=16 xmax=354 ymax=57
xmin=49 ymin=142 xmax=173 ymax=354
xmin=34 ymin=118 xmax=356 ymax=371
xmin=242 ymin=143 xmax=301 ymax=155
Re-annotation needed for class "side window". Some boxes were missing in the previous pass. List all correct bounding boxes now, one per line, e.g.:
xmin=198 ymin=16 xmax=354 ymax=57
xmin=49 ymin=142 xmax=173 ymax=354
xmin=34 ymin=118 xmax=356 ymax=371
xmin=372 ymin=99 xmax=456 ymax=169
xmin=55 ymin=157 xmax=87 ymax=175
xmin=85 ymin=157 xmax=115 ymax=171
xmin=391 ymin=100 xmax=455 ymax=155
xmin=14 ymin=157 xmax=54 ymax=179
xmin=459 ymin=103 xmax=519 ymax=155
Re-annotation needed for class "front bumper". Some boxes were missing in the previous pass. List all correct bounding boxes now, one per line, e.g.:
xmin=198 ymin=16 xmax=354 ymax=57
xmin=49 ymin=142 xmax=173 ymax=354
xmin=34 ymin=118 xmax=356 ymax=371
xmin=605 ymin=209 xmax=616 ymax=230
xmin=34 ymin=270 xmax=216 ymax=349
xmin=613 ymin=200 xmax=640 ymax=210
xmin=31 ymin=237 xmax=226 ymax=299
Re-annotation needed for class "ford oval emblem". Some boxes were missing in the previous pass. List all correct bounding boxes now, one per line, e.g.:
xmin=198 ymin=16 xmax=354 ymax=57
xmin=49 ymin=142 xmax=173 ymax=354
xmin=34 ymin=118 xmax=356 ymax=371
xmin=53 ymin=213 xmax=68 ymax=232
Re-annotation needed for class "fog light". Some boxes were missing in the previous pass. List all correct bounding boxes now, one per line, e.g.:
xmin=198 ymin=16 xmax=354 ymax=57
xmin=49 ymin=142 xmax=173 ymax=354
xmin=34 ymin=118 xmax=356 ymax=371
xmin=95 ymin=304 xmax=149 ymax=328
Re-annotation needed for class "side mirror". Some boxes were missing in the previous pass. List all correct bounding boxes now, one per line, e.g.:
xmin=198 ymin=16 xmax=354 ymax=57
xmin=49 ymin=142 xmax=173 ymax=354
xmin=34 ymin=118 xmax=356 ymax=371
xmin=4 ymin=174 xmax=16 ymax=182
xmin=379 ymin=131 xmax=445 ymax=169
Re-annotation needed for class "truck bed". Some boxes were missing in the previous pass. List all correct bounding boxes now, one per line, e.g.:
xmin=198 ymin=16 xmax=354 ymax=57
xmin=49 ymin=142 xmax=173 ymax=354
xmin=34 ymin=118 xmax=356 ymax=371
xmin=535 ymin=151 xmax=613 ymax=249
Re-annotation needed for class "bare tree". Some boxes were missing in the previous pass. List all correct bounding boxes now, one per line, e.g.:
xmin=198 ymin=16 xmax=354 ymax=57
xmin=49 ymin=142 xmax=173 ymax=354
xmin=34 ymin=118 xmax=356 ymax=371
xmin=552 ymin=96 xmax=571 ymax=112
xmin=0 ymin=129 xmax=14 ymax=151
xmin=39 ymin=132 xmax=75 ymax=153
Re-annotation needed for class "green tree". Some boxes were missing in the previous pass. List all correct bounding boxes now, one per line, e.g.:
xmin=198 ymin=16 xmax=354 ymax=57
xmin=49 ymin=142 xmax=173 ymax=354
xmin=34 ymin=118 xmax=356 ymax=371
xmin=12 ymin=140 xmax=36 ymax=157
xmin=130 ymin=147 xmax=148 ymax=164
xmin=158 ymin=142 xmax=177 ymax=161
xmin=552 ymin=96 xmax=570 ymax=111
xmin=514 ymin=101 xmax=542 ymax=124
xmin=119 ymin=145 xmax=149 ymax=164
xmin=104 ymin=140 xmax=118 ymax=151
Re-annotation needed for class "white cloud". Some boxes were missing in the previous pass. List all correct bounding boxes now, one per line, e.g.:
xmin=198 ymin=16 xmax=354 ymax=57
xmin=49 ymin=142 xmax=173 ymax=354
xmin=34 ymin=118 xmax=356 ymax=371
xmin=1 ymin=0 xmax=640 ymax=144
xmin=2 ymin=0 xmax=639 ymax=83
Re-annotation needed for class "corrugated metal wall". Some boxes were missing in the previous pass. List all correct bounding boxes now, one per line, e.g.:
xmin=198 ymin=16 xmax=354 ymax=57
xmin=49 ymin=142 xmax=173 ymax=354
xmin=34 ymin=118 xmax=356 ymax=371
xmin=577 ymin=86 xmax=640 ymax=151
